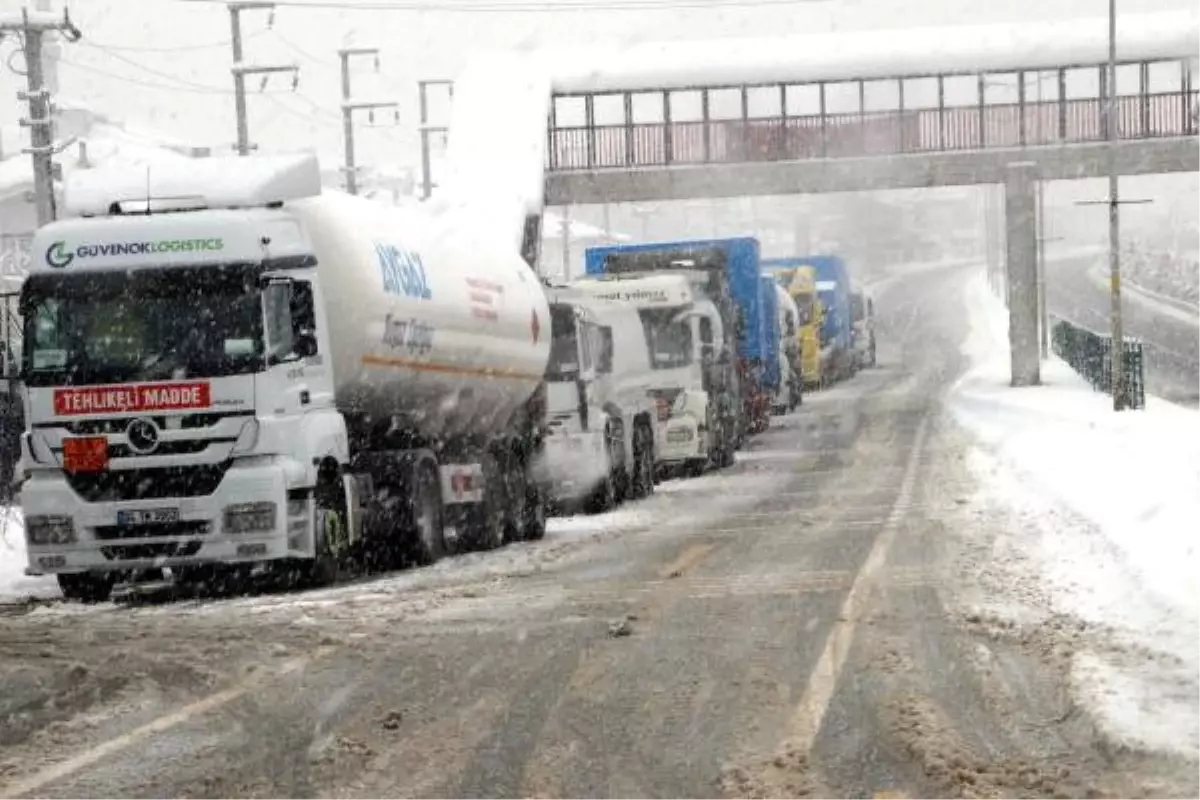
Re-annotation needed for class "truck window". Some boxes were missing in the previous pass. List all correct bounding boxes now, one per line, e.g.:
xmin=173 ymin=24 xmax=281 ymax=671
xmin=638 ymin=308 xmax=693 ymax=370
xmin=699 ymin=317 xmax=713 ymax=345
xmin=850 ymin=293 xmax=864 ymax=322
xmin=578 ymin=320 xmax=595 ymax=373
xmin=793 ymin=291 xmax=814 ymax=326
xmin=597 ymin=327 xmax=614 ymax=374
xmin=20 ymin=266 xmax=265 ymax=387
xmin=547 ymin=304 xmax=580 ymax=381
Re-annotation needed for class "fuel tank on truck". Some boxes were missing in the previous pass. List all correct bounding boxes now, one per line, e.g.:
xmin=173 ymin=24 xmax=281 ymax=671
xmin=287 ymin=192 xmax=551 ymax=439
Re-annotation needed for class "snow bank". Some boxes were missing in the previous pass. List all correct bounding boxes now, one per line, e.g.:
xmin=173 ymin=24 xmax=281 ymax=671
xmin=0 ymin=508 xmax=58 ymax=603
xmin=540 ymin=10 xmax=1197 ymax=93
xmin=950 ymin=271 xmax=1200 ymax=756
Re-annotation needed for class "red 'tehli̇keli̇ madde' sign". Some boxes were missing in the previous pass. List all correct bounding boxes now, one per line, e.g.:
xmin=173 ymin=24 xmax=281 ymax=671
xmin=53 ymin=382 xmax=212 ymax=416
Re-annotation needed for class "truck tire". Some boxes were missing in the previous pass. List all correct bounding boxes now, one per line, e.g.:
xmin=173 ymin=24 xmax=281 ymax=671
xmin=629 ymin=424 xmax=655 ymax=500
xmin=306 ymin=472 xmax=346 ymax=587
xmin=57 ymin=573 xmax=115 ymax=603
xmin=501 ymin=445 xmax=529 ymax=543
xmin=409 ymin=460 xmax=446 ymax=565
xmin=463 ymin=453 xmax=505 ymax=551
xmin=523 ymin=481 xmax=547 ymax=540
xmin=586 ymin=425 xmax=620 ymax=513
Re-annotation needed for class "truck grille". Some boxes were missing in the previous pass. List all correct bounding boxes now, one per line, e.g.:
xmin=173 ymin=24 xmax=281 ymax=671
xmin=94 ymin=521 xmax=212 ymax=541
xmin=101 ymin=542 xmax=202 ymax=561
xmin=67 ymin=464 xmax=228 ymax=503
xmin=42 ymin=412 xmax=248 ymax=435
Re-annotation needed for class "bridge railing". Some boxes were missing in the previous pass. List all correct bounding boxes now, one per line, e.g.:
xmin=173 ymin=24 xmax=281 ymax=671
xmin=547 ymin=58 xmax=1198 ymax=171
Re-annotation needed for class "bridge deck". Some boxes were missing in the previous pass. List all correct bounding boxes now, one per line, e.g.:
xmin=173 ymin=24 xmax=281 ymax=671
xmin=547 ymin=57 xmax=1197 ymax=173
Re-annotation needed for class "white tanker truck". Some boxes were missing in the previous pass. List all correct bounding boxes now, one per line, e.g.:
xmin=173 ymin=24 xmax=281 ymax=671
xmin=16 ymin=154 xmax=554 ymax=601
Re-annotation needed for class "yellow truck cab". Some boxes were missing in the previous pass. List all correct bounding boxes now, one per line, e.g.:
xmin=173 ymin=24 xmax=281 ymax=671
xmin=764 ymin=264 xmax=823 ymax=390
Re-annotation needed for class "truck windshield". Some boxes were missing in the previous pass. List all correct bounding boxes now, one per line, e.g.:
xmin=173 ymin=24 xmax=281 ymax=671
xmin=20 ymin=265 xmax=265 ymax=387
xmin=547 ymin=304 xmax=580 ymax=381
xmin=792 ymin=291 xmax=815 ymax=326
xmin=638 ymin=308 xmax=693 ymax=369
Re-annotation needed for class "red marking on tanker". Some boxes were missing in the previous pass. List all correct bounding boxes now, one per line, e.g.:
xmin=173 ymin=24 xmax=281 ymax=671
xmin=472 ymin=307 xmax=499 ymax=321
xmin=469 ymin=290 xmax=495 ymax=305
xmin=361 ymin=354 xmax=542 ymax=382
xmin=466 ymin=277 xmax=504 ymax=294
xmin=53 ymin=382 xmax=211 ymax=416
xmin=531 ymin=309 xmax=541 ymax=345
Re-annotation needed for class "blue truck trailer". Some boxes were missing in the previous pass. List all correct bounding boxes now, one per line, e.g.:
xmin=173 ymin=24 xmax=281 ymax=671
xmin=584 ymin=236 xmax=774 ymax=437
xmin=759 ymin=275 xmax=781 ymax=396
xmin=806 ymin=255 xmax=856 ymax=383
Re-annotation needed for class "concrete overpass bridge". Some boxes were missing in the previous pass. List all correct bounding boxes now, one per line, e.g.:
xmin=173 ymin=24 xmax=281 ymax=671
xmin=541 ymin=12 xmax=1197 ymax=204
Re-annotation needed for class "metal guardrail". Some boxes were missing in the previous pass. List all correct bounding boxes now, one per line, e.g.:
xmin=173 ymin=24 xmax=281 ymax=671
xmin=1051 ymin=318 xmax=1145 ymax=410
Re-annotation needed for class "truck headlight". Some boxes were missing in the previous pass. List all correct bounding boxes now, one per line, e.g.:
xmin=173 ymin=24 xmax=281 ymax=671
xmin=230 ymin=419 xmax=260 ymax=456
xmin=26 ymin=515 xmax=76 ymax=545
xmin=223 ymin=502 xmax=277 ymax=534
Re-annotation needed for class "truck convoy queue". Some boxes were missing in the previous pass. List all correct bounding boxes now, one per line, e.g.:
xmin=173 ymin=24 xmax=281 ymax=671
xmin=11 ymin=154 xmax=876 ymax=602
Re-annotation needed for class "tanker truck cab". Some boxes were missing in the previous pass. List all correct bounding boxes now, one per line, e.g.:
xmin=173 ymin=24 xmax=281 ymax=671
xmin=536 ymin=291 xmax=658 ymax=513
xmin=18 ymin=154 xmax=552 ymax=602
xmin=20 ymin=200 xmax=342 ymax=600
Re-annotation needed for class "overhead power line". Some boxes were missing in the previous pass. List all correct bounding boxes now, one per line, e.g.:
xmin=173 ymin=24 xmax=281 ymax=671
xmin=166 ymin=0 xmax=819 ymax=12
xmin=57 ymin=56 xmax=235 ymax=94
xmin=75 ymin=30 xmax=266 ymax=53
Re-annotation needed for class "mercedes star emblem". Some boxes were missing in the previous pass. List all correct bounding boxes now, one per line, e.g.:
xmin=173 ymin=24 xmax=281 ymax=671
xmin=126 ymin=417 xmax=160 ymax=455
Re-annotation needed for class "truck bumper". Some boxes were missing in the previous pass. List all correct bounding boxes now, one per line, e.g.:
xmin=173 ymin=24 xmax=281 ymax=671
xmin=21 ymin=459 xmax=313 ymax=576
xmin=657 ymin=418 xmax=704 ymax=465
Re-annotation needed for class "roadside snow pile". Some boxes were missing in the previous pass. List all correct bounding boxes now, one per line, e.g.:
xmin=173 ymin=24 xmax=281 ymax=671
xmin=950 ymin=271 xmax=1200 ymax=757
xmin=1123 ymin=242 xmax=1200 ymax=308
xmin=0 ymin=508 xmax=58 ymax=603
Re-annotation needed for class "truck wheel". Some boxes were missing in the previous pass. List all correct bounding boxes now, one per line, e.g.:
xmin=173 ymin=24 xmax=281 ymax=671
xmin=629 ymin=424 xmax=655 ymax=499
xmin=410 ymin=460 xmax=446 ymax=565
xmin=306 ymin=474 xmax=345 ymax=588
xmin=587 ymin=469 xmax=617 ymax=514
xmin=586 ymin=428 xmax=619 ymax=513
xmin=502 ymin=447 xmax=528 ymax=543
xmin=57 ymin=573 xmax=114 ymax=603
xmin=464 ymin=454 xmax=505 ymax=551
xmin=523 ymin=481 xmax=547 ymax=541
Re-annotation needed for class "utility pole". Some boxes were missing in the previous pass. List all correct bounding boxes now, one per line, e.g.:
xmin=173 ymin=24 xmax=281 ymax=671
xmin=1105 ymin=0 xmax=1124 ymax=410
xmin=1036 ymin=178 xmax=1048 ymax=357
xmin=339 ymin=47 xmax=398 ymax=196
xmin=559 ymin=209 xmax=571 ymax=280
xmin=1 ymin=7 xmax=81 ymax=227
xmin=417 ymin=79 xmax=453 ymax=200
xmin=228 ymin=1 xmax=297 ymax=156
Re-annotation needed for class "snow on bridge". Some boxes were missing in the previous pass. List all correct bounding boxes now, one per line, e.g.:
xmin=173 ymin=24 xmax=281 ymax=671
xmin=437 ymin=10 xmax=1197 ymax=241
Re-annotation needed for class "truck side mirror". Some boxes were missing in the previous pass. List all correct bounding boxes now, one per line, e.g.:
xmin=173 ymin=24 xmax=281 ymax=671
xmin=295 ymin=331 xmax=318 ymax=359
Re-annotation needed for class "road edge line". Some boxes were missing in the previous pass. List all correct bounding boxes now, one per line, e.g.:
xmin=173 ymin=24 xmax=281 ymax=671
xmin=0 ymin=646 xmax=334 ymax=799
xmin=776 ymin=413 xmax=931 ymax=758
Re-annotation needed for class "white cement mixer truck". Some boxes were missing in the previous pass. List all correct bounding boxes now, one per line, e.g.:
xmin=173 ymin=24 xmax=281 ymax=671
xmin=16 ymin=154 xmax=553 ymax=601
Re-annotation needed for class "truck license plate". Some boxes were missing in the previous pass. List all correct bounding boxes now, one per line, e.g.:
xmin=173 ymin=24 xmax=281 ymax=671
xmin=117 ymin=508 xmax=180 ymax=526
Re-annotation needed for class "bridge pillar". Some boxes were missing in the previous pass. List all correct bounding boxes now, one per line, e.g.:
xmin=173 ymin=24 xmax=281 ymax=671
xmin=1005 ymin=162 xmax=1041 ymax=387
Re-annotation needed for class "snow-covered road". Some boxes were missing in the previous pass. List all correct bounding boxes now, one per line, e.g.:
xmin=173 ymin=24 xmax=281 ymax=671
xmin=0 ymin=263 xmax=1195 ymax=799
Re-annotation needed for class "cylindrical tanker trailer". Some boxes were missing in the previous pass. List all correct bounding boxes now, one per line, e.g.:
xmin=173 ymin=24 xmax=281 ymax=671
xmin=16 ymin=153 xmax=552 ymax=602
